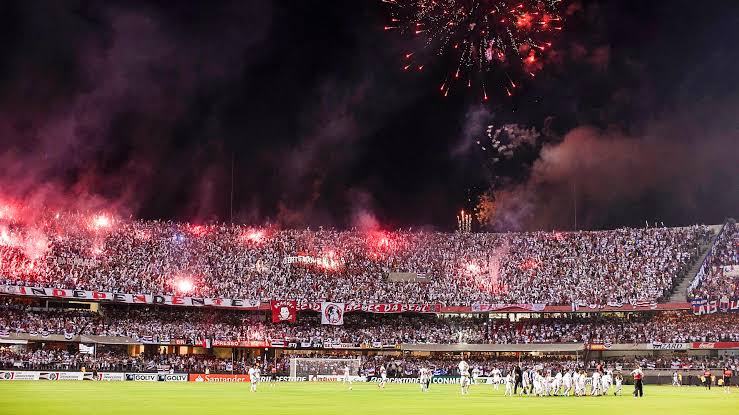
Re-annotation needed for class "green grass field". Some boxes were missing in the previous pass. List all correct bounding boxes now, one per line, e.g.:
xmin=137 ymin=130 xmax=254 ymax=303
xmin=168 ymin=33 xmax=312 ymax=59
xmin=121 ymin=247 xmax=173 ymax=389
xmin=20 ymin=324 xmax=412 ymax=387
xmin=0 ymin=382 xmax=736 ymax=415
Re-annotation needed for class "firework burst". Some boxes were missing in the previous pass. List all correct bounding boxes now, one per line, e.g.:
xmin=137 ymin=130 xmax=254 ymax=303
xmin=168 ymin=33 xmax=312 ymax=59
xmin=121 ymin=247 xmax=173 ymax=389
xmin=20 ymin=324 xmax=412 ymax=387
xmin=384 ymin=0 xmax=563 ymax=100
xmin=478 ymin=123 xmax=540 ymax=164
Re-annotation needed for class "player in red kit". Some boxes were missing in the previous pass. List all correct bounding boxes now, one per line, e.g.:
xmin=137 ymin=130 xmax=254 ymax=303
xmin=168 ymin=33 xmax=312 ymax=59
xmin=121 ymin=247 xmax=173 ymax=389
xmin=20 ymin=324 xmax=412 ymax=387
xmin=723 ymin=367 xmax=733 ymax=394
xmin=631 ymin=366 xmax=644 ymax=398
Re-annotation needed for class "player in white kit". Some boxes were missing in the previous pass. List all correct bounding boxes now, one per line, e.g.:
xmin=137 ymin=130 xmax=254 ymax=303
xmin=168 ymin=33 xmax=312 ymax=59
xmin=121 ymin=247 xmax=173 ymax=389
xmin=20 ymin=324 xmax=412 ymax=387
xmin=672 ymin=371 xmax=680 ymax=386
xmin=504 ymin=373 xmax=514 ymax=397
xmin=591 ymin=370 xmax=602 ymax=396
xmin=563 ymin=370 xmax=573 ymax=396
xmin=538 ymin=371 xmax=545 ymax=396
xmin=553 ymin=371 xmax=563 ymax=396
xmin=459 ymin=360 xmax=471 ymax=395
xmin=601 ymin=370 xmax=613 ymax=395
xmin=521 ymin=369 xmax=531 ymax=396
xmin=378 ymin=365 xmax=387 ymax=389
xmin=248 ymin=365 xmax=259 ymax=392
xmin=614 ymin=373 xmax=623 ymax=395
xmin=419 ymin=367 xmax=431 ymax=392
xmin=575 ymin=370 xmax=586 ymax=396
xmin=491 ymin=368 xmax=502 ymax=390
xmin=343 ymin=365 xmax=353 ymax=390
xmin=472 ymin=367 xmax=481 ymax=385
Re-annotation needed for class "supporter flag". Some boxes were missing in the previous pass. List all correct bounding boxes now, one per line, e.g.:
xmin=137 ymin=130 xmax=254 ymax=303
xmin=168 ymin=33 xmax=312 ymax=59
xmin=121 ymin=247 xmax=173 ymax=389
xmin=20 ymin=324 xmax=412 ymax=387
xmin=321 ymin=302 xmax=345 ymax=325
xmin=0 ymin=329 xmax=9 ymax=337
xmin=633 ymin=299 xmax=651 ymax=307
xmin=271 ymin=300 xmax=297 ymax=323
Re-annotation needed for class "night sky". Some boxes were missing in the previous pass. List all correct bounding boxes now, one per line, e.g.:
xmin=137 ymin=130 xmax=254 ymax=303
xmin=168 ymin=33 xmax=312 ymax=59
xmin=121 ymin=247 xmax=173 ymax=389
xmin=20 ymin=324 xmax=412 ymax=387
xmin=0 ymin=0 xmax=736 ymax=231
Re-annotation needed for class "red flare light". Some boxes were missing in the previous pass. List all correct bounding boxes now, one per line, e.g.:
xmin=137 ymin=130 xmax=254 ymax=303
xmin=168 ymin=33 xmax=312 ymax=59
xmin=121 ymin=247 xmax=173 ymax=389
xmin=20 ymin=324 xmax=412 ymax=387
xmin=89 ymin=214 xmax=113 ymax=231
xmin=188 ymin=225 xmax=208 ymax=236
xmin=175 ymin=278 xmax=194 ymax=294
xmin=243 ymin=229 xmax=266 ymax=244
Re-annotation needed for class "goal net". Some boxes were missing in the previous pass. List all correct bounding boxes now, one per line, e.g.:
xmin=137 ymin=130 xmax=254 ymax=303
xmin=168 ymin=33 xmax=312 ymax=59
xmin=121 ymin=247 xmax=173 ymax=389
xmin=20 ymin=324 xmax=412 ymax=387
xmin=289 ymin=357 xmax=361 ymax=378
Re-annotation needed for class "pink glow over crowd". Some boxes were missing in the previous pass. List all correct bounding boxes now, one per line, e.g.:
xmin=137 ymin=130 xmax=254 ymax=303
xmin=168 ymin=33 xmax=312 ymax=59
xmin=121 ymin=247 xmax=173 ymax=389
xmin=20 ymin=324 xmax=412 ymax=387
xmin=0 ymin=205 xmax=712 ymax=305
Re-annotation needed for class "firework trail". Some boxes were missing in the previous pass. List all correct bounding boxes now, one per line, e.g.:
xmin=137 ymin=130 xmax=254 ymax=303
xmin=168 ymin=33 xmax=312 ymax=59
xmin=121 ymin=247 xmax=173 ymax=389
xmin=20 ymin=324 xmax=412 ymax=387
xmin=383 ymin=0 xmax=564 ymax=100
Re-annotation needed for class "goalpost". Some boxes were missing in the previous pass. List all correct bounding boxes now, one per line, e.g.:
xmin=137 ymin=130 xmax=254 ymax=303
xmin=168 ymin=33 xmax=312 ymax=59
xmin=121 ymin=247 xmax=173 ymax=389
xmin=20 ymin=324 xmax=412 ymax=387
xmin=289 ymin=357 xmax=362 ymax=379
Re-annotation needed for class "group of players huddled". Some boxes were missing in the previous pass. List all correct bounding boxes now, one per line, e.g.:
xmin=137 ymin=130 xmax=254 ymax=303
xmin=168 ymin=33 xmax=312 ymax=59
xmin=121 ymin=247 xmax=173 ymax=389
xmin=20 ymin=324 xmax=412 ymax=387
xmin=352 ymin=359 xmax=662 ymax=398
xmin=454 ymin=360 xmax=630 ymax=398
xmin=450 ymin=360 xmax=732 ymax=398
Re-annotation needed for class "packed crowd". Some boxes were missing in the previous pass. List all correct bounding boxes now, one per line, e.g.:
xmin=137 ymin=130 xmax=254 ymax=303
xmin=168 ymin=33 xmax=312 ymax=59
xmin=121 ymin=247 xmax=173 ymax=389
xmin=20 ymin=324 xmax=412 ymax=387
xmin=0 ymin=348 xmax=246 ymax=374
xmin=3 ymin=303 xmax=738 ymax=345
xmin=0 ymin=302 xmax=100 ymax=337
xmin=0 ymin=211 xmax=712 ymax=305
xmin=689 ymin=220 xmax=738 ymax=299
xmin=0 ymin=348 xmax=99 ymax=371
xmin=3 ymin=347 xmax=736 ymax=375
xmin=483 ymin=312 xmax=739 ymax=344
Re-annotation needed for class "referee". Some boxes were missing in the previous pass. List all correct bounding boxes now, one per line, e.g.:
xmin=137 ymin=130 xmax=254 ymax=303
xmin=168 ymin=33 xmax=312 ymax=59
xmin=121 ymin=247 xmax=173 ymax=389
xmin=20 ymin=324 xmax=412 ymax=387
xmin=703 ymin=369 xmax=712 ymax=390
xmin=631 ymin=366 xmax=644 ymax=398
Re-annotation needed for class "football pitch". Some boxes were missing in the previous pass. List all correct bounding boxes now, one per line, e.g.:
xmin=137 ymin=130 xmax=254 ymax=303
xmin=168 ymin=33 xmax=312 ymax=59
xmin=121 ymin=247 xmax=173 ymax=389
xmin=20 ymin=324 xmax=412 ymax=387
xmin=0 ymin=382 xmax=737 ymax=415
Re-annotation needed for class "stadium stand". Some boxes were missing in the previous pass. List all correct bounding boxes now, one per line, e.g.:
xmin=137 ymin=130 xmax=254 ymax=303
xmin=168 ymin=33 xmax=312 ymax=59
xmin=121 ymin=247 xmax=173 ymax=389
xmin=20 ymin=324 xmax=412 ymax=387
xmin=688 ymin=220 xmax=738 ymax=299
xmin=2 ymin=303 xmax=738 ymax=345
xmin=0 ymin=214 xmax=713 ymax=305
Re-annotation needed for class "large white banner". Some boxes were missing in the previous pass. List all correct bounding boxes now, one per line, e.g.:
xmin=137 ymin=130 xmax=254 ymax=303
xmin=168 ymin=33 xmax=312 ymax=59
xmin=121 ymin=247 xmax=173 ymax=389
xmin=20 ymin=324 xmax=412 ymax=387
xmin=321 ymin=302 xmax=345 ymax=325
xmin=0 ymin=285 xmax=260 ymax=310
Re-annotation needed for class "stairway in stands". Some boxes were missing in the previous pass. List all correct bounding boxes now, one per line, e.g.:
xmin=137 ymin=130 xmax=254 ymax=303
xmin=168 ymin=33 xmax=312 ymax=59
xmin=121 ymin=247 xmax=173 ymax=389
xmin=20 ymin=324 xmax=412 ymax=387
xmin=667 ymin=224 xmax=724 ymax=303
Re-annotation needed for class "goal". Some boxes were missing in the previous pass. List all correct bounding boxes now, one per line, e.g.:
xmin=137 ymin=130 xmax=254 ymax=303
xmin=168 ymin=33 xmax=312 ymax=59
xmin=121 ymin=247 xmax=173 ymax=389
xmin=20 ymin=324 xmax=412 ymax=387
xmin=289 ymin=357 xmax=361 ymax=378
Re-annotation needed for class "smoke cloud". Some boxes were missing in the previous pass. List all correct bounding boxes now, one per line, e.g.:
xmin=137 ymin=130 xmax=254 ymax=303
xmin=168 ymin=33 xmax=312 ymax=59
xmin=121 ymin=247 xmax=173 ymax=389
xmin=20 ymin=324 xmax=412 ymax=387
xmin=0 ymin=1 xmax=271 ymax=219
xmin=488 ymin=103 xmax=739 ymax=230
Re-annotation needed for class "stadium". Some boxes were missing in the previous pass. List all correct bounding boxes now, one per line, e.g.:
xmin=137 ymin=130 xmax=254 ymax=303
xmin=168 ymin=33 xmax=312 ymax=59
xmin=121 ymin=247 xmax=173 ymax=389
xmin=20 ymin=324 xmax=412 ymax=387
xmin=1 ymin=1 xmax=738 ymax=414
xmin=1 ymin=216 xmax=737 ymax=413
